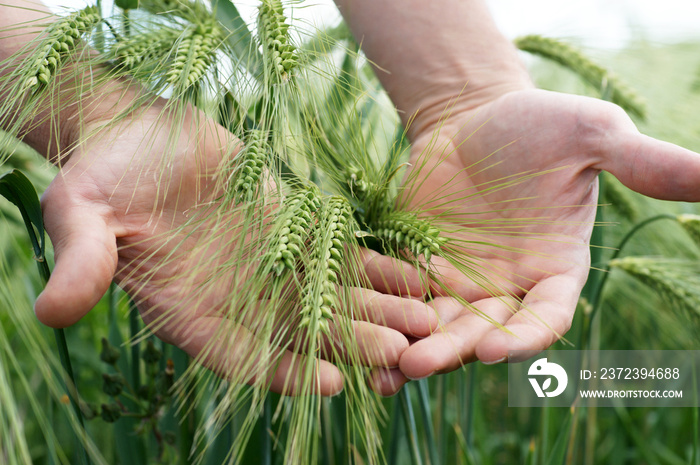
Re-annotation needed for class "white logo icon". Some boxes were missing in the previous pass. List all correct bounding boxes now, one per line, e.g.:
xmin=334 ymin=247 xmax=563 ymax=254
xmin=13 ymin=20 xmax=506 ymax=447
xmin=528 ymin=358 xmax=568 ymax=398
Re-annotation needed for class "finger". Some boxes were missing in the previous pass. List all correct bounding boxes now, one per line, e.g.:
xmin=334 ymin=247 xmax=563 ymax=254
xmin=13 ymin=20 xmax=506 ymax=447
xmin=320 ymin=320 xmax=409 ymax=368
xmin=367 ymin=367 xmax=409 ymax=397
xmin=427 ymin=254 xmax=528 ymax=303
xmin=35 ymin=178 xmax=118 ymax=328
xmin=206 ymin=294 xmax=410 ymax=370
xmin=346 ymin=286 xmax=439 ymax=337
xmin=177 ymin=316 xmax=344 ymax=396
xmin=474 ymin=271 xmax=583 ymax=364
xmin=398 ymin=295 xmax=518 ymax=379
xmin=358 ymin=247 xmax=429 ymax=297
xmin=598 ymin=131 xmax=700 ymax=202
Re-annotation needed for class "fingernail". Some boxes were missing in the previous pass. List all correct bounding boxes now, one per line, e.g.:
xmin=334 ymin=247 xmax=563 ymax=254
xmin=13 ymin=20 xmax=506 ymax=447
xmin=481 ymin=356 xmax=507 ymax=365
xmin=405 ymin=370 xmax=436 ymax=381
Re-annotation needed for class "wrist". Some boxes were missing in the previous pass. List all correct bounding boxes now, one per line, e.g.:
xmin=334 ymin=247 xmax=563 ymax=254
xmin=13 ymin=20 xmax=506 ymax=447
xmin=405 ymin=59 xmax=534 ymax=142
xmin=336 ymin=0 xmax=535 ymax=142
xmin=22 ymin=72 xmax=145 ymax=165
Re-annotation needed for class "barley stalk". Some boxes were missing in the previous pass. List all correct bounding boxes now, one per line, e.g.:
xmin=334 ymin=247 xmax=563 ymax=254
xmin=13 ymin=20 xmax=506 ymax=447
xmin=372 ymin=211 xmax=447 ymax=262
xmin=23 ymin=6 xmax=101 ymax=92
xmin=258 ymin=0 xmax=298 ymax=82
xmin=514 ymin=34 xmax=646 ymax=119
xmin=299 ymin=195 xmax=352 ymax=335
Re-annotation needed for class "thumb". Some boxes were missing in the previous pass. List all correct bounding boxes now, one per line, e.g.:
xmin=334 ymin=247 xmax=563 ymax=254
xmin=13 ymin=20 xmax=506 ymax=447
xmin=34 ymin=181 xmax=118 ymax=328
xmin=598 ymin=131 xmax=700 ymax=202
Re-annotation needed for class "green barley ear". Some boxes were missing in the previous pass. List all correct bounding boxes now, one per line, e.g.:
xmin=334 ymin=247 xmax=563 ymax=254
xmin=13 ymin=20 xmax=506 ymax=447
xmin=677 ymin=214 xmax=700 ymax=247
xmin=257 ymin=0 xmax=299 ymax=83
xmin=514 ymin=34 xmax=646 ymax=119
xmin=299 ymin=195 xmax=353 ymax=335
xmin=610 ymin=256 xmax=700 ymax=316
xmin=263 ymin=187 xmax=321 ymax=276
xmin=137 ymin=0 xmax=210 ymax=23
xmin=371 ymin=211 xmax=448 ymax=263
xmin=111 ymin=27 xmax=181 ymax=72
xmin=347 ymin=165 xmax=374 ymax=201
xmin=227 ymin=129 xmax=270 ymax=203
xmin=166 ymin=21 xmax=222 ymax=92
xmin=23 ymin=6 xmax=101 ymax=93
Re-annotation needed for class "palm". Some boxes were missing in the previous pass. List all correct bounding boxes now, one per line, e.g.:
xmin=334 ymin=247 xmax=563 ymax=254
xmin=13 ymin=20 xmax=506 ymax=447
xmin=397 ymin=89 xmax=700 ymax=379
xmin=36 ymin=103 xmax=434 ymax=395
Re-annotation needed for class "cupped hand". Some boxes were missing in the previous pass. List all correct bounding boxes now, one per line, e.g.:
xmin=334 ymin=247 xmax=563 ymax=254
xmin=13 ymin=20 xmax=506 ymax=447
xmin=34 ymin=97 xmax=437 ymax=396
xmin=383 ymin=88 xmax=700 ymax=385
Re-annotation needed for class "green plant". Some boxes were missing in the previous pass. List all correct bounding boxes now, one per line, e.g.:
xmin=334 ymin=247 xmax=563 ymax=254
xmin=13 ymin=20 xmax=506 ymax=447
xmin=1 ymin=3 xmax=700 ymax=465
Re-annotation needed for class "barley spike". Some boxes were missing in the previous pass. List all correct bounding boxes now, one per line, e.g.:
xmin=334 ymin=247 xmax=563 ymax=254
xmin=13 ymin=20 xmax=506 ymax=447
xmin=258 ymin=0 xmax=298 ymax=82
xmin=166 ymin=22 xmax=222 ymax=90
xmin=678 ymin=214 xmax=700 ymax=248
xmin=265 ymin=188 xmax=321 ymax=276
xmin=24 ymin=6 xmax=101 ymax=93
xmin=112 ymin=28 xmax=181 ymax=71
xmin=299 ymin=196 xmax=352 ymax=335
xmin=228 ymin=129 xmax=270 ymax=203
xmin=514 ymin=34 xmax=646 ymax=119
xmin=610 ymin=256 xmax=700 ymax=315
xmin=138 ymin=0 xmax=210 ymax=22
xmin=372 ymin=211 xmax=447 ymax=263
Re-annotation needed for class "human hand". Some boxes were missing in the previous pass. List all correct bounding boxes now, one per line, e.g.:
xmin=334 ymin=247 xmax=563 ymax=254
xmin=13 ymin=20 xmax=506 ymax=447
xmin=372 ymin=88 xmax=700 ymax=390
xmin=33 ymin=96 xmax=437 ymax=396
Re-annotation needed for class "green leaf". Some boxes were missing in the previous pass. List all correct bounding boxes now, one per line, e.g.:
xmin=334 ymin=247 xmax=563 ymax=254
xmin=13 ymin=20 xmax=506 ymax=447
xmin=213 ymin=0 xmax=263 ymax=80
xmin=544 ymin=409 xmax=574 ymax=465
xmin=0 ymin=169 xmax=44 ymax=260
xmin=116 ymin=0 xmax=138 ymax=10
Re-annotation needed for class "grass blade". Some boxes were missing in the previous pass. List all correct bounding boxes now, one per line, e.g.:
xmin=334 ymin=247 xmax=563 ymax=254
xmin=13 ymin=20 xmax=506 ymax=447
xmin=415 ymin=379 xmax=439 ymax=465
xmin=544 ymin=408 xmax=574 ymax=465
xmin=0 ymin=169 xmax=44 ymax=261
xmin=0 ymin=168 xmax=90 ymax=464
xmin=214 ymin=0 xmax=262 ymax=79
xmin=400 ymin=385 xmax=423 ymax=465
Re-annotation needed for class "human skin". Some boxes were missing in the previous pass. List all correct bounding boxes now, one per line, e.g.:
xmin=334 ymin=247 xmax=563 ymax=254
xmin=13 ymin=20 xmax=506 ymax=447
xmin=336 ymin=0 xmax=700 ymax=394
xmin=0 ymin=0 xmax=440 ymax=396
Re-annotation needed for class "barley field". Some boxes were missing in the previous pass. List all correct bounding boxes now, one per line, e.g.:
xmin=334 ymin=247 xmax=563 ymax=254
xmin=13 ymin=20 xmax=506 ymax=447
xmin=1 ymin=1 xmax=700 ymax=464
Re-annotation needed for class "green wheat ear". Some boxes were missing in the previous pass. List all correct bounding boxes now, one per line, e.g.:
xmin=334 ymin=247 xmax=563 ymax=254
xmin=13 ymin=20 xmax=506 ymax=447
xmin=166 ymin=21 xmax=222 ymax=91
xmin=138 ymin=0 xmax=211 ymax=23
xmin=23 ymin=6 xmax=101 ymax=92
xmin=514 ymin=34 xmax=646 ymax=119
xmin=371 ymin=211 xmax=448 ymax=263
xmin=226 ymin=129 xmax=271 ymax=203
xmin=299 ymin=195 xmax=353 ymax=336
xmin=610 ymin=256 xmax=700 ymax=316
xmin=263 ymin=187 xmax=321 ymax=276
xmin=258 ymin=0 xmax=299 ymax=83
xmin=677 ymin=214 xmax=700 ymax=247
xmin=112 ymin=27 xmax=181 ymax=71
